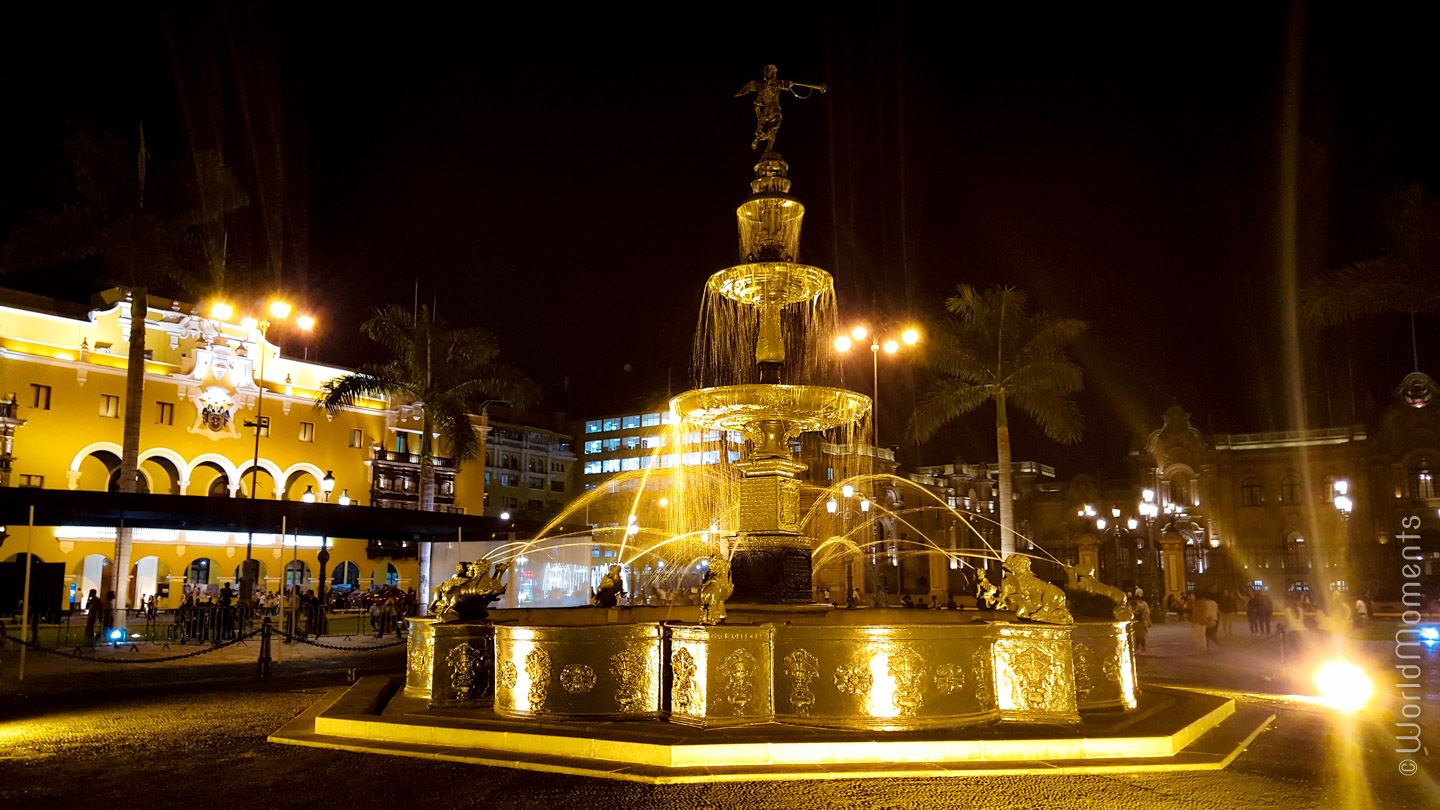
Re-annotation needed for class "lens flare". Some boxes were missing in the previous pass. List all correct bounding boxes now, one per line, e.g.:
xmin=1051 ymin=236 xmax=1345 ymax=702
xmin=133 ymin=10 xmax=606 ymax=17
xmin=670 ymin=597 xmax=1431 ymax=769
xmin=1313 ymin=660 xmax=1373 ymax=712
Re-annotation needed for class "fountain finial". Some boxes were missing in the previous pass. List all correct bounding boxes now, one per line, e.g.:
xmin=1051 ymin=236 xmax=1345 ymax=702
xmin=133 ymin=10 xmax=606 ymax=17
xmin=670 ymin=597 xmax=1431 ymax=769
xmin=735 ymin=64 xmax=827 ymax=156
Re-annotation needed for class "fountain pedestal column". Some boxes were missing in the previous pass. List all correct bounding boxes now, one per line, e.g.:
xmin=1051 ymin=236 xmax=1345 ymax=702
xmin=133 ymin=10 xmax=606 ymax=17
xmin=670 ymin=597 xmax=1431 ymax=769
xmin=730 ymin=455 xmax=812 ymax=603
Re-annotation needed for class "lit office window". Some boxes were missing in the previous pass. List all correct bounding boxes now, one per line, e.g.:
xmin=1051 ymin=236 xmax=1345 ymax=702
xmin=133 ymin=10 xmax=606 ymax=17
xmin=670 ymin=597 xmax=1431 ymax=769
xmin=603 ymin=417 xmax=622 ymax=431
xmin=642 ymin=435 xmax=664 ymax=449
xmin=585 ymin=420 xmax=603 ymax=433
xmin=623 ymin=436 xmax=640 ymax=449
xmin=584 ymin=440 xmax=602 ymax=454
xmin=602 ymin=459 xmax=621 ymax=473
xmin=621 ymin=457 xmax=640 ymax=471
xmin=642 ymin=413 xmax=661 ymax=427
xmin=622 ymin=415 xmax=641 ymax=429
xmin=662 ymin=412 xmax=677 ymax=425
xmin=584 ymin=461 xmax=602 ymax=475
xmin=604 ymin=438 xmax=621 ymax=452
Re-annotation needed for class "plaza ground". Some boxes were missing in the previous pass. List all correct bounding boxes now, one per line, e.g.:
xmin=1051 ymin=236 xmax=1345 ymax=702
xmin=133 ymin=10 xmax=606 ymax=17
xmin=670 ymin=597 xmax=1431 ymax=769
xmin=1 ymin=622 xmax=1436 ymax=809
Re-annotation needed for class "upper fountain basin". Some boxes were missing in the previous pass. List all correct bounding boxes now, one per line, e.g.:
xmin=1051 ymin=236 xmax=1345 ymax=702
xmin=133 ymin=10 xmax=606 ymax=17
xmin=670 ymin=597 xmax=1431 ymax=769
xmin=670 ymin=384 xmax=872 ymax=437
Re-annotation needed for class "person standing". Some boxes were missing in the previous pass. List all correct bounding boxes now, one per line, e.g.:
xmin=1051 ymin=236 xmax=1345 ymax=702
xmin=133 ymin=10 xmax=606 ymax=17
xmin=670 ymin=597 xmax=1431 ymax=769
xmin=1246 ymin=591 xmax=1259 ymax=634
xmin=102 ymin=590 xmax=117 ymax=641
xmin=1198 ymin=593 xmax=1220 ymax=651
xmin=1257 ymin=590 xmax=1273 ymax=635
xmin=84 ymin=588 xmax=101 ymax=644
xmin=1132 ymin=595 xmax=1151 ymax=652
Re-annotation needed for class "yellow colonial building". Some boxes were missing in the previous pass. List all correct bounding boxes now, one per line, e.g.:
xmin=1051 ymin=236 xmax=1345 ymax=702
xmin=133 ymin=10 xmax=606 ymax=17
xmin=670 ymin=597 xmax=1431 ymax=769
xmin=0 ymin=286 xmax=490 ymax=610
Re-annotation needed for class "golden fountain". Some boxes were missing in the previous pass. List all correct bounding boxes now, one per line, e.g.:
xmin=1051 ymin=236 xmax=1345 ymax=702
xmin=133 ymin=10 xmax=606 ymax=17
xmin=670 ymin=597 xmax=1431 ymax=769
xmin=275 ymin=67 xmax=1270 ymax=781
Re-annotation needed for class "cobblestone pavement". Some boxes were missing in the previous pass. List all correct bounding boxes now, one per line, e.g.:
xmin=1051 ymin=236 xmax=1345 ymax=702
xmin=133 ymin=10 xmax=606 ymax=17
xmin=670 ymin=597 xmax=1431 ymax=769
xmin=1 ymin=622 xmax=1436 ymax=809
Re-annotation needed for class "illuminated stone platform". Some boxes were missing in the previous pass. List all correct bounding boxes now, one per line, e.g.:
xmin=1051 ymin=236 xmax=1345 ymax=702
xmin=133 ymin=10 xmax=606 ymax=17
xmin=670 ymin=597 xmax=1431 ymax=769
xmin=270 ymin=677 xmax=1275 ymax=783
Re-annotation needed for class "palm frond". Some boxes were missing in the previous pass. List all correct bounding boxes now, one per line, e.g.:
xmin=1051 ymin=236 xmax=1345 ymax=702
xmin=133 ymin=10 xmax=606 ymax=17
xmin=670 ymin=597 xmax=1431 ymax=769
xmin=907 ymin=378 xmax=992 ymax=443
xmin=1300 ymin=259 xmax=1440 ymax=325
xmin=318 ymin=364 xmax=409 ymax=413
xmin=432 ymin=398 xmax=481 ymax=465
xmin=1002 ymin=359 xmax=1085 ymax=394
xmin=1008 ymin=387 xmax=1085 ymax=444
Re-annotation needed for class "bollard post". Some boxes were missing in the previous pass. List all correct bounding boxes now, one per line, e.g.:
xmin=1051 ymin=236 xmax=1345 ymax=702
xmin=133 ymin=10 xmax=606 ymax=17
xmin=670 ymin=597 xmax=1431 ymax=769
xmin=257 ymin=616 xmax=273 ymax=678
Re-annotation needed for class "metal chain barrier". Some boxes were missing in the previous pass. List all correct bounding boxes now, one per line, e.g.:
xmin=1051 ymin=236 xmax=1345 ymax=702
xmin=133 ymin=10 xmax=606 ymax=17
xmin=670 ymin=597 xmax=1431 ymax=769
xmin=293 ymin=635 xmax=408 ymax=651
xmin=1 ymin=624 xmax=263 ymax=665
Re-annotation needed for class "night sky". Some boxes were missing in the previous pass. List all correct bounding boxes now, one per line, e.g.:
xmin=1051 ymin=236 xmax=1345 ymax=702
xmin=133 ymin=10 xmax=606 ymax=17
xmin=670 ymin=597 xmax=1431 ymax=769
xmin=3 ymin=3 xmax=1439 ymax=477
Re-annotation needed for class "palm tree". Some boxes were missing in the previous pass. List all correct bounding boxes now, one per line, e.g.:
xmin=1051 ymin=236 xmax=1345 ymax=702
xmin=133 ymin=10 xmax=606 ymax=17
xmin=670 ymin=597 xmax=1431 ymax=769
xmin=0 ymin=129 xmax=247 ymax=616
xmin=319 ymin=304 xmax=538 ymax=605
xmin=1302 ymin=184 xmax=1440 ymax=327
xmin=907 ymin=284 xmax=1088 ymax=557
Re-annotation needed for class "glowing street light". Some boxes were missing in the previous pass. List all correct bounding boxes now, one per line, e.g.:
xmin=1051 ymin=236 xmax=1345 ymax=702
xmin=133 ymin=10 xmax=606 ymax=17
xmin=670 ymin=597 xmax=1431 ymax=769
xmin=301 ymin=485 xmax=316 ymax=503
xmin=841 ymin=484 xmax=854 ymax=498
xmin=834 ymin=322 xmax=922 ymax=453
xmin=297 ymin=315 xmax=316 ymax=331
xmin=337 ymin=489 xmax=351 ymax=506
xmin=499 ymin=511 xmax=511 ymax=521
xmin=236 ymin=298 xmax=316 ymax=607
xmin=320 ymin=470 xmax=336 ymax=503
xmin=210 ymin=302 xmax=234 ymax=321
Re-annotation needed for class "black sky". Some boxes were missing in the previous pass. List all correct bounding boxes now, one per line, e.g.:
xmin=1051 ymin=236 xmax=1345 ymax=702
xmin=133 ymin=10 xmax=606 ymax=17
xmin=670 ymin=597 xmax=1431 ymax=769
xmin=3 ymin=2 xmax=1439 ymax=477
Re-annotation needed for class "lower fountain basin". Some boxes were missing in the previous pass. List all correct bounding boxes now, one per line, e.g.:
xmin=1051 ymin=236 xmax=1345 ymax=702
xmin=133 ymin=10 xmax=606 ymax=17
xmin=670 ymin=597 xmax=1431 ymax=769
xmin=407 ymin=614 xmax=1136 ymax=731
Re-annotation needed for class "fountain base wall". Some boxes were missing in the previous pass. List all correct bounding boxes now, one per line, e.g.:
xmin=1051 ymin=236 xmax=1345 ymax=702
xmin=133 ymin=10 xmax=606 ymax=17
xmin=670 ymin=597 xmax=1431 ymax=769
xmin=407 ymin=616 xmax=1135 ymax=730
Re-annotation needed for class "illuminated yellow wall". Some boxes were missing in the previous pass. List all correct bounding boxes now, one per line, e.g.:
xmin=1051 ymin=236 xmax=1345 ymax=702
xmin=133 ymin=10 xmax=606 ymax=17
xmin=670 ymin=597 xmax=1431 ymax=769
xmin=0 ymin=289 xmax=451 ymax=607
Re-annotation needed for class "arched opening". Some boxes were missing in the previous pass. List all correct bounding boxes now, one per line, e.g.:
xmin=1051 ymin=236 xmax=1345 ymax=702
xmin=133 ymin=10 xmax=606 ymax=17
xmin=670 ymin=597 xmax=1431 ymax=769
xmin=139 ymin=456 xmax=182 ymax=496
xmin=76 ymin=450 xmax=121 ymax=492
xmin=283 ymin=469 xmax=321 ymax=502
xmin=233 ymin=560 xmax=268 ymax=582
xmin=284 ymin=560 xmax=311 ymax=590
xmin=236 ymin=466 xmax=278 ymax=500
xmin=187 ymin=557 xmax=214 ymax=585
xmin=127 ymin=556 xmax=172 ymax=609
xmin=72 ymin=553 xmax=113 ymax=605
xmin=190 ymin=461 xmax=232 ymax=498
xmin=332 ymin=561 xmax=360 ymax=589
xmin=373 ymin=563 xmax=400 ymax=588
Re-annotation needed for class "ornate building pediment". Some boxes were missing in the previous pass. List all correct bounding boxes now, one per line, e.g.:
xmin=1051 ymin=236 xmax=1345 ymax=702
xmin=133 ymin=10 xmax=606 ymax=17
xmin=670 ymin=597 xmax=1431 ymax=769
xmin=179 ymin=343 xmax=255 ymax=441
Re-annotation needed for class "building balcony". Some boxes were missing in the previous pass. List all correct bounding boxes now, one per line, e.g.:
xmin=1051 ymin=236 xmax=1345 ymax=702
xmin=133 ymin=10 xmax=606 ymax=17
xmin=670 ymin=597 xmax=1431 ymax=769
xmin=372 ymin=448 xmax=454 ymax=468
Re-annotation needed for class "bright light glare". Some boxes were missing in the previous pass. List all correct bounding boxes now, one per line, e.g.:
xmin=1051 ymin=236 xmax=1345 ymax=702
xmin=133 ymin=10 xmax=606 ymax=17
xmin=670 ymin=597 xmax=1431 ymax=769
xmin=883 ymin=340 xmax=899 ymax=353
xmin=851 ymin=326 xmax=867 ymax=341
xmin=297 ymin=315 xmax=316 ymax=331
xmin=657 ymin=497 xmax=668 ymax=507
xmin=834 ymin=335 xmax=852 ymax=351
xmin=902 ymin=328 xmax=919 ymax=345
xmin=626 ymin=523 xmax=639 ymax=537
xmin=859 ymin=499 xmax=870 ymax=512
xmin=109 ymin=629 xmax=124 ymax=640
xmin=241 ymin=317 xmax=259 ymax=331
xmin=210 ymin=303 xmax=233 ymax=320
xmin=1420 ymin=626 xmax=1439 ymax=644
xmin=1314 ymin=660 xmax=1373 ymax=712
xmin=1096 ymin=518 xmax=1107 ymax=530
xmin=499 ymin=511 xmax=511 ymax=521
xmin=826 ymin=499 xmax=838 ymax=514
xmin=1334 ymin=479 xmax=1348 ymax=496
xmin=270 ymin=301 xmax=292 ymax=319
xmin=842 ymin=484 xmax=854 ymax=498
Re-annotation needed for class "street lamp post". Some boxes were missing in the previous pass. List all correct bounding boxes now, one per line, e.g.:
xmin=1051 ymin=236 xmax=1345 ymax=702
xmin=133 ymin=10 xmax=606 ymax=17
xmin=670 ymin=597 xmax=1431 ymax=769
xmin=834 ymin=325 xmax=920 ymax=453
xmin=1333 ymin=478 xmax=1353 ymax=594
xmin=1137 ymin=488 xmax=1161 ymax=599
xmin=222 ymin=300 xmax=314 ymax=607
xmin=828 ymin=487 xmax=870 ymax=606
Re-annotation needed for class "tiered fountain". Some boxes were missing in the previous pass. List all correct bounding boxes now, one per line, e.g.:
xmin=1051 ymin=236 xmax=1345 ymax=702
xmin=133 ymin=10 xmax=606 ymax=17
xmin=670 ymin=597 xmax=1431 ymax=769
xmin=275 ymin=68 xmax=1265 ymax=780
